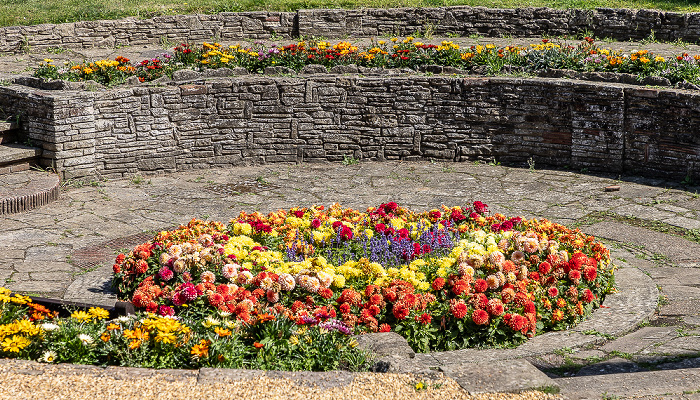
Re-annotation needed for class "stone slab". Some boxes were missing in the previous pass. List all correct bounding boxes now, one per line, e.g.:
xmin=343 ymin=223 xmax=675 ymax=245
xmin=600 ymin=327 xmax=678 ymax=354
xmin=584 ymin=221 xmax=700 ymax=265
xmin=557 ymin=367 xmax=700 ymax=399
xmin=440 ymin=359 xmax=558 ymax=394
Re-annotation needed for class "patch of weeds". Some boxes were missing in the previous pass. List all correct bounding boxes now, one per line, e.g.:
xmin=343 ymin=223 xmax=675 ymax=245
xmin=46 ymin=46 xmax=67 ymax=54
xmin=255 ymin=176 xmax=269 ymax=185
xmin=581 ymin=329 xmax=616 ymax=340
xmin=73 ymin=264 xmax=103 ymax=277
xmin=441 ymin=164 xmax=455 ymax=173
xmin=342 ymin=154 xmax=359 ymax=166
xmin=193 ymin=176 xmax=205 ymax=183
xmin=131 ymin=175 xmax=145 ymax=185
xmin=608 ymin=350 xmax=634 ymax=360
xmin=601 ymin=392 xmax=620 ymax=400
xmin=532 ymin=385 xmax=560 ymax=394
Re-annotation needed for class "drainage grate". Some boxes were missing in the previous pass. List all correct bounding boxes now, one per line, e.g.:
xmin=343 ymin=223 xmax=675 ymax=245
xmin=70 ymin=231 xmax=164 ymax=271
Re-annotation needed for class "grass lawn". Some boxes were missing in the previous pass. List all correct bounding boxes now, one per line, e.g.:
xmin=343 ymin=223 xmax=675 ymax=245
xmin=1 ymin=0 xmax=699 ymax=28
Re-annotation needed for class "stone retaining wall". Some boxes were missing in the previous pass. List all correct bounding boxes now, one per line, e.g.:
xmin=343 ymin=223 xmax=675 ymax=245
xmin=3 ymin=7 xmax=700 ymax=54
xmin=4 ymin=76 xmax=700 ymax=181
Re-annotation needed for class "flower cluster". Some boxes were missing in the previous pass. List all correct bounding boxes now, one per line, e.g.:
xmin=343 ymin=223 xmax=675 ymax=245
xmin=0 ymin=289 xmax=368 ymax=371
xmin=112 ymin=202 xmax=614 ymax=351
xmin=34 ymin=37 xmax=700 ymax=87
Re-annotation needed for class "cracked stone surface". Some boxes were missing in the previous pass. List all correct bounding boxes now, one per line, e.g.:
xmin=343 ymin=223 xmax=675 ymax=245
xmin=5 ymin=161 xmax=700 ymax=398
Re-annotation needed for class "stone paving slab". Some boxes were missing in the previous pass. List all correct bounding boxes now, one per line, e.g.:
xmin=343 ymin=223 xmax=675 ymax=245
xmin=440 ymin=359 xmax=558 ymax=394
xmin=557 ymin=367 xmax=700 ymax=399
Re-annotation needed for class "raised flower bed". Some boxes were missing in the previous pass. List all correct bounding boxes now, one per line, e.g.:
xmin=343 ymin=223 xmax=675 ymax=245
xmin=33 ymin=37 xmax=700 ymax=88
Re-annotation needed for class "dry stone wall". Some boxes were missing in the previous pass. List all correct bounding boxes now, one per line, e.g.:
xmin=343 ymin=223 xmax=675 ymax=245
xmin=6 ymin=76 xmax=700 ymax=181
xmin=3 ymin=7 xmax=700 ymax=54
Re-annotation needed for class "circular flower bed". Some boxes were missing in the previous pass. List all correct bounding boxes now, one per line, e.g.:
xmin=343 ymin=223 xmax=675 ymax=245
xmin=0 ymin=202 xmax=614 ymax=370
xmin=113 ymin=202 xmax=614 ymax=353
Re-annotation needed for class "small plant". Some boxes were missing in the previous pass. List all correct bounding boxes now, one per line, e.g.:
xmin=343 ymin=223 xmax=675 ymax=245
xmin=131 ymin=175 xmax=145 ymax=185
xmin=342 ymin=154 xmax=359 ymax=166
xmin=527 ymin=156 xmax=535 ymax=171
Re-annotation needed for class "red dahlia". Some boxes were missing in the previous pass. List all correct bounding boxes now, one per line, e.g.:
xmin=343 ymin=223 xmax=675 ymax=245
xmin=450 ymin=300 xmax=468 ymax=319
xmin=432 ymin=277 xmax=446 ymax=291
xmin=472 ymin=309 xmax=489 ymax=325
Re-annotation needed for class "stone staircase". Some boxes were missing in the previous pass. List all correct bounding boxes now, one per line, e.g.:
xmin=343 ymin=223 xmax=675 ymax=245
xmin=0 ymin=119 xmax=42 ymax=174
xmin=0 ymin=118 xmax=60 ymax=215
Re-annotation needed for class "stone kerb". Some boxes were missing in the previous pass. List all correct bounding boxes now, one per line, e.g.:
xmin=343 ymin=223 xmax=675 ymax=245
xmin=3 ymin=7 xmax=700 ymax=54
xmin=5 ymin=75 xmax=700 ymax=182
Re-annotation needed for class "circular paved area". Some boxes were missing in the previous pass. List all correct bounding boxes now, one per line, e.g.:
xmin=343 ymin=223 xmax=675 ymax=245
xmin=3 ymin=161 xmax=700 ymax=398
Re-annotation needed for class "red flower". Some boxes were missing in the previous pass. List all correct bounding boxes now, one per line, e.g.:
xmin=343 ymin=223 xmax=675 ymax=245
xmin=524 ymin=300 xmax=536 ymax=314
xmin=474 ymin=279 xmax=488 ymax=293
xmin=431 ymin=277 xmax=446 ymax=291
xmin=368 ymin=304 xmax=381 ymax=316
xmin=135 ymin=260 xmax=148 ymax=274
xmin=392 ymin=304 xmax=409 ymax=320
xmin=584 ymin=266 xmax=597 ymax=282
xmin=539 ymin=262 xmax=552 ymax=275
xmin=311 ymin=218 xmax=321 ymax=228
xmin=339 ymin=303 xmax=351 ymax=314
xmin=253 ymin=342 xmax=264 ymax=348
xmin=450 ymin=300 xmax=468 ymax=319
xmin=486 ymin=299 xmax=504 ymax=316
xmin=569 ymin=270 xmax=582 ymax=282
xmin=319 ymin=288 xmax=333 ymax=299
xmin=415 ymin=313 xmax=432 ymax=325
xmin=582 ymin=288 xmax=594 ymax=303
xmin=547 ymin=287 xmax=559 ymax=298
xmin=208 ymin=293 xmax=224 ymax=306
xmin=378 ymin=323 xmax=391 ymax=332
xmin=472 ymin=309 xmax=489 ymax=325
xmin=113 ymin=264 xmax=121 ymax=274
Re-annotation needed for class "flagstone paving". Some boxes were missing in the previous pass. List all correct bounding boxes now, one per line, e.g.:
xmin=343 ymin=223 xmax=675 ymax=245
xmin=3 ymin=161 xmax=700 ymax=398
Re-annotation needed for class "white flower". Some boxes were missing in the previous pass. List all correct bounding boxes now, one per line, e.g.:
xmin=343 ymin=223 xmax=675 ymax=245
xmin=40 ymin=323 xmax=59 ymax=331
xmin=78 ymin=334 xmax=94 ymax=345
xmin=40 ymin=350 xmax=57 ymax=363
xmin=116 ymin=316 xmax=132 ymax=323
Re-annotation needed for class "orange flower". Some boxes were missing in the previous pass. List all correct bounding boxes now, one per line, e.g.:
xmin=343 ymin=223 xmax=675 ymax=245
xmin=191 ymin=339 xmax=210 ymax=358
xmin=214 ymin=327 xmax=231 ymax=337
xmin=100 ymin=332 xmax=111 ymax=342
xmin=253 ymin=342 xmax=264 ymax=349
xmin=106 ymin=323 xmax=121 ymax=331
xmin=256 ymin=313 xmax=275 ymax=323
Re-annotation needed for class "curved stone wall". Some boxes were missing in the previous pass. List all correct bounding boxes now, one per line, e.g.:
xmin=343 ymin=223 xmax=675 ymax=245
xmin=3 ymin=6 xmax=700 ymax=54
xmin=2 ymin=75 xmax=699 ymax=181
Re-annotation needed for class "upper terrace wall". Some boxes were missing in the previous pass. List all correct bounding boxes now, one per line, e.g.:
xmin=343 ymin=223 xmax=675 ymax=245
xmin=2 ymin=7 xmax=700 ymax=54
xmin=7 ymin=76 xmax=700 ymax=182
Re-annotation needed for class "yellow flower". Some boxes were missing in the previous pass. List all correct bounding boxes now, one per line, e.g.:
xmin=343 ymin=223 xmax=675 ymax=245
xmin=654 ymin=56 xmax=665 ymax=63
xmin=88 ymin=307 xmax=109 ymax=320
xmin=390 ymin=38 xmax=398 ymax=42
xmin=1 ymin=335 xmax=31 ymax=353
xmin=43 ymin=58 xmax=53 ymax=63
xmin=71 ymin=310 xmax=92 ymax=322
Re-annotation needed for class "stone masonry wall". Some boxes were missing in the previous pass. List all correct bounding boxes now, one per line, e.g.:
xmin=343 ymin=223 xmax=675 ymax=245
xmin=3 ymin=7 xmax=700 ymax=54
xmin=8 ymin=76 xmax=700 ymax=182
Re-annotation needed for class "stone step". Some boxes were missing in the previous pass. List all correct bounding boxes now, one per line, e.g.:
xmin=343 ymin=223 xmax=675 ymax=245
xmin=556 ymin=365 xmax=700 ymax=399
xmin=0 ymin=120 xmax=19 ymax=144
xmin=0 ymin=170 xmax=60 ymax=215
xmin=0 ymin=143 xmax=42 ymax=175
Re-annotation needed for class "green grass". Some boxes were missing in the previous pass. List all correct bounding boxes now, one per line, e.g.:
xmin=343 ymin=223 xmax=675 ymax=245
xmin=2 ymin=0 xmax=700 ymax=28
